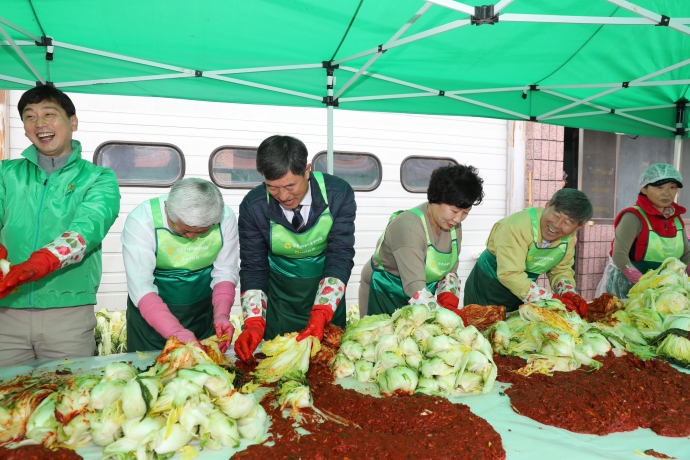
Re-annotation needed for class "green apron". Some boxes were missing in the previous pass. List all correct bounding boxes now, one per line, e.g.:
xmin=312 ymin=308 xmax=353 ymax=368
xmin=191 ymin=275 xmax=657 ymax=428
xmin=127 ymin=197 xmax=223 ymax=352
xmin=607 ymin=206 xmax=685 ymax=296
xmin=367 ymin=207 xmax=458 ymax=316
xmin=630 ymin=206 xmax=685 ymax=272
xmin=464 ymin=208 xmax=568 ymax=312
xmin=264 ymin=172 xmax=346 ymax=340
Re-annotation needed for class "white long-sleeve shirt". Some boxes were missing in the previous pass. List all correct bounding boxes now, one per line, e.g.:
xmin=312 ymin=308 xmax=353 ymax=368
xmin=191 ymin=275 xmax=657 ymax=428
xmin=121 ymin=194 xmax=239 ymax=306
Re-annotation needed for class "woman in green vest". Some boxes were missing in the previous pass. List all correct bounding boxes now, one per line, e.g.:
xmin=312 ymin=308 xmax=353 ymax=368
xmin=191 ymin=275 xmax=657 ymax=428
xmin=597 ymin=163 xmax=690 ymax=299
xmin=359 ymin=164 xmax=484 ymax=318
xmin=464 ymin=188 xmax=592 ymax=314
xmin=234 ymin=136 xmax=356 ymax=362
xmin=122 ymin=179 xmax=239 ymax=352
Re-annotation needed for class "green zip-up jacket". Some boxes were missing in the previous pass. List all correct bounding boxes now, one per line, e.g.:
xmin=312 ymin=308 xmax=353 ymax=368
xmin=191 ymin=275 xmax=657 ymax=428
xmin=0 ymin=140 xmax=120 ymax=308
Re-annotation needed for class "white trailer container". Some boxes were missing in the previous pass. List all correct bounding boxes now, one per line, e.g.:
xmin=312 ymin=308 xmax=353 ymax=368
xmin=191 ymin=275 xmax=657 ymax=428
xmin=6 ymin=90 xmax=512 ymax=315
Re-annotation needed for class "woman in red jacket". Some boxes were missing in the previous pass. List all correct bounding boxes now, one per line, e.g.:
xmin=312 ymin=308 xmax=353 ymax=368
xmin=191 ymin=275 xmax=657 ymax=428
xmin=597 ymin=163 xmax=690 ymax=299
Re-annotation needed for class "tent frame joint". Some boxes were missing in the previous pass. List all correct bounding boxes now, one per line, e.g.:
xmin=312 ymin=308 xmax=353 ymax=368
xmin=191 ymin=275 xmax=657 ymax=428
xmin=657 ymin=15 xmax=670 ymax=26
xmin=622 ymin=81 xmax=629 ymax=88
xmin=35 ymin=35 xmax=54 ymax=61
xmin=529 ymin=116 xmax=537 ymax=122
xmin=377 ymin=44 xmax=387 ymax=54
xmin=323 ymin=61 xmax=339 ymax=89
xmin=438 ymin=90 xmax=445 ymax=96
xmin=35 ymin=80 xmax=54 ymax=87
xmin=471 ymin=5 xmax=498 ymax=26
xmin=675 ymin=98 xmax=688 ymax=136
xmin=195 ymin=70 xmax=203 ymax=77
xmin=322 ymin=95 xmax=339 ymax=107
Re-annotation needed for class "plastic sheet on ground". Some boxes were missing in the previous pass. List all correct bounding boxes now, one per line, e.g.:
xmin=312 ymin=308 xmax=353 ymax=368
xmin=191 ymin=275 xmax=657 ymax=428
xmin=335 ymin=364 xmax=690 ymax=460
xmin=0 ymin=351 xmax=266 ymax=460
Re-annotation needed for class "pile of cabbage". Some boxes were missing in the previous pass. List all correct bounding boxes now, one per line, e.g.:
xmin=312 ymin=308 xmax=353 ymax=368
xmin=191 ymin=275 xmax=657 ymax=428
xmin=485 ymin=300 xmax=626 ymax=375
xmin=1 ymin=338 xmax=268 ymax=458
xmin=332 ymin=305 xmax=498 ymax=397
xmin=94 ymin=309 xmax=127 ymax=356
xmin=614 ymin=257 xmax=690 ymax=366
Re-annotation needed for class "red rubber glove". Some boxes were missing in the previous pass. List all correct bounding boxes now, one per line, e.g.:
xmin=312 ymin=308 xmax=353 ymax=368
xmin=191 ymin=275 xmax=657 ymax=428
xmin=0 ymin=249 xmax=60 ymax=299
xmin=234 ymin=317 xmax=265 ymax=362
xmin=437 ymin=292 xmax=468 ymax=326
xmin=0 ymin=243 xmax=7 ymax=261
xmin=296 ymin=305 xmax=334 ymax=342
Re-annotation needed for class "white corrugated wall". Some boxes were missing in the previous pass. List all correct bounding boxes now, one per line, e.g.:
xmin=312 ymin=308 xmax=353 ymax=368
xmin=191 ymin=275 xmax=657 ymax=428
xmin=7 ymin=91 xmax=508 ymax=315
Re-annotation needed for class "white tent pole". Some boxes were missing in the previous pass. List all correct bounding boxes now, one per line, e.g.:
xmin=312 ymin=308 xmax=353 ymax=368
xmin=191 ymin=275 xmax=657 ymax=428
xmin=445 ymin=93 xmax=530 ymax=119
xmin=673 ymin=136 xmax=682 ymax=171
xmin=0 ymin=40 xmax=36 ymax=46
xmin=54 ymin=41 xmax=197 ymax=74
xmin=205 ymin=63 xmax=322 ymax=75
xmin=0 ymin=25 xmax=44 ymax=84
xmin=205 ymin=74 xmax=322 ymax=101
xmin=0 ymin=73 xmax=34 ymax=86
xmin=0 ymin=15 xmax=41 ymax=42
xmin=327 ymin=105 xmax=334 ymax=175
xmin=606 ymin=0 xmax=690 ymax=36
xmin=426 ymin=0 xmax=475 ymax=15
xmin=326 ymin=70 xmax=335 ymax=175
xmin=494 ymin=0 xmax=515 ymax=13
xmin=332 ymin=19 xmax=470 ymax=66
xmin=618 ymin=104 xmax=676 ymax=112
xmin=340 ymin=93 xmax=437 ymax=103
xmin=541 ymin=89 xmax=677 ymax=131
xmin=334 ymin=3 xmax=431 ymax=99
xmin=57 ymin=73 xmax=193 ymax=88
xmin=538 ymin=57 xmax=690 ymax=120
xmin=500 ymin=14 xmax=652 ymax=25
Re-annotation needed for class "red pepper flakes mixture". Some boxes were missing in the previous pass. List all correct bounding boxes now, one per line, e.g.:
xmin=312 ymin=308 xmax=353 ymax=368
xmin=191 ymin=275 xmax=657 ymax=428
xmin=643 ymin=449 xmax=675 ymax=459
xmin=235 ymin=364 xmax=505 ymax=459
xmin=494 ymin=354 xmax=690 ymax=436
xmin=0 ymin=445 xmax=82 ymax=460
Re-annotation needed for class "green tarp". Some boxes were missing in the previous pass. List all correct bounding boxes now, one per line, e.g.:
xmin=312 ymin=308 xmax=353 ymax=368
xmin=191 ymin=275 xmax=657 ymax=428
xmin=1 ymin=0 xmax=689 ymax=138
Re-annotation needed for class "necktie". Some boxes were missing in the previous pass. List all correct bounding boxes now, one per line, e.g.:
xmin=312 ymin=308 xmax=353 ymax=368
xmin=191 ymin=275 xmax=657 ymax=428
xmin=292 ymin=205 xmax=305 ymax=232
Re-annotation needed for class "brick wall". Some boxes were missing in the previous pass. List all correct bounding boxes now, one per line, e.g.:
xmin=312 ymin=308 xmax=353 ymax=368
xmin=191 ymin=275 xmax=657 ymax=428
xmin=524 ymin=123 xmax=564 ymax=210
xmin=575 ymin=225 xmax=614 ymax=301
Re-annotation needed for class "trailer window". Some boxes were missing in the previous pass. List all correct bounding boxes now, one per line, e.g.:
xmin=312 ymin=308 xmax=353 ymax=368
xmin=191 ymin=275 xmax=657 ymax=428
xmin=94 ymin=142 xmax=184 ymax=187
xmin=400 ymin=156 xmax=458 ymax=193
xmin=312 ymin=151 xmax=381 ymax=191
xmin=209 ymin=146 xmax=263 ymax=189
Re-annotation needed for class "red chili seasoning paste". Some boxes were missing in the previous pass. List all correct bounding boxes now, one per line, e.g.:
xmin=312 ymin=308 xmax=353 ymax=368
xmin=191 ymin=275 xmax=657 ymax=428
xmin=643 ymin=449 xmax=675 ymax=459
xmin=495 ymin=354 xmax=690 ymax=436
xmin=0 ymin=445 xmax=83 ymax=460
xmin=235 ymin=366 xmax=505 ymax=459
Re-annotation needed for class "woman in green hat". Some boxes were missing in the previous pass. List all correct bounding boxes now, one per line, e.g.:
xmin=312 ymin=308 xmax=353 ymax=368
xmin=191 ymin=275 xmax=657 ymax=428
xmin=597 ymin=163 xmax=690 ymax=299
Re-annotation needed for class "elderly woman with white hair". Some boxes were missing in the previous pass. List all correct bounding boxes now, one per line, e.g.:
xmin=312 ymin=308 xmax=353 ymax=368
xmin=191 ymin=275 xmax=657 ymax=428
xmin=121 ymin=178 xmax=239 ymax=352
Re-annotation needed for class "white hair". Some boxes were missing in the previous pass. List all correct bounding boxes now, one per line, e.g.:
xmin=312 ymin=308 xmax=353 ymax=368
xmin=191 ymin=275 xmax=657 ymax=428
xmin=167 ymin=178 xmax=224 ymax=228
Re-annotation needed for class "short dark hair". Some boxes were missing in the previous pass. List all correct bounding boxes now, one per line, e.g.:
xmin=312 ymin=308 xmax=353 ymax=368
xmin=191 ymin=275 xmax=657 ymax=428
xmin=427 ymin=164 xmax=484 ymax=209
xmin=18 ymin=86 xmax=76 ymax=119
xmin=548 ymin=188 xmax=593 ymax=224
xmin=256 ymin=135 xmax=309 ymax=181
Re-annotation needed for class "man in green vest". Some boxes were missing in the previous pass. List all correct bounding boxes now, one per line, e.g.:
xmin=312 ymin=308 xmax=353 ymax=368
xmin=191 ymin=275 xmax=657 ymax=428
xmin=122 ymin=178 xmax=239 ymax=352
xmin=0 ymin=86 xmax=120 ymax=366
xmin=234 ymin=135 xmax=356 ymax=362
xmin=464 ymin=188 xmax=593 ymax=315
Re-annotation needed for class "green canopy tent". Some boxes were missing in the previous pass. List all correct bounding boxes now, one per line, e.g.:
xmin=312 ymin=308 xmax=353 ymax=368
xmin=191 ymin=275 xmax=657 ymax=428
xmin=1 ymin=0 xmax=690 ymax=171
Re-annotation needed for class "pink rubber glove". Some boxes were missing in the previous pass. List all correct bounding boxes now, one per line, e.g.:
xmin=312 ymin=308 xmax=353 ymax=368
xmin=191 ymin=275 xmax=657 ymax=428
xmin=212 ymin=281 xmax=236 ymax=353
xmin=621 ymin=266 xmax=643 ymax=285
xmin=139 ymin=292 xmax=199 ymax=344
xmin=685 ymin=265 xmax=690 ymax=277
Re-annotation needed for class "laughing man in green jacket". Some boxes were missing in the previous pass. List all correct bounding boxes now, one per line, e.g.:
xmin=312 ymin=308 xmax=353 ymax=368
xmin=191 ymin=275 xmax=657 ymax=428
xmin=0 ymin=86 xmax=120 ymax=366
